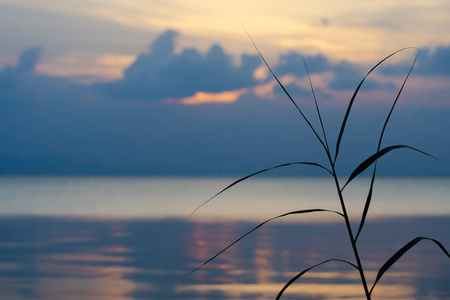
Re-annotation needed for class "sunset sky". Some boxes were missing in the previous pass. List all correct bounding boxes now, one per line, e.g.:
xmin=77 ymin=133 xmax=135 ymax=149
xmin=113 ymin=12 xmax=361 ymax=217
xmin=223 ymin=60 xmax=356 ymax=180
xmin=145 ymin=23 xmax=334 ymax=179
xmin=1 ymin=0 xmax=449 ymax=176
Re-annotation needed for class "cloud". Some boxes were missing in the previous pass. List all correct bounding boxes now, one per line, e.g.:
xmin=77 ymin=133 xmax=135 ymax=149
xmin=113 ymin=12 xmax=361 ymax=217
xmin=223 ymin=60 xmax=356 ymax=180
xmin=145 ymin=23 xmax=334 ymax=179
xmin=95 ymin=30 xmax=404 ymax=103
xmin=274 ymin=83 xmax=312 ymax=99
xmin=0 ymin=31 xmax=449 ymax=176
xmin=416 ymin=45 xmax=450 ymax=76
xmin=380 ymin=45 xmax=450 ymax=77
xmin=0 ymin=46 xmax=42 ymax=77
xmin=271 ymin=51 xmax=395 ymax=94
xmin=102 ymin=30 xmax=261 ymax=101
xmin=273 ymin=83 xmax=334 ymax=106
xmin=15 ymin=46 xmax=43 ymax=74
xmin=177 ymin=89 xmax=246 ymax=105
xmin=275 ymin=52 xmax=330 ymax=77
xmin=328 ymin=60 xmax=395 ymax=91
xmin=0 ymin=46 xmax=43 ymax=91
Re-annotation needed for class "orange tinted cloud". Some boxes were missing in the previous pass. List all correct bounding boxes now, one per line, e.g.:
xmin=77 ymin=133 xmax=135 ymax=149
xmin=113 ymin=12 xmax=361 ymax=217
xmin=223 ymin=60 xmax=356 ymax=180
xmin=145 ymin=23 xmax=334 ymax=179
xmin=36 ymin=53 xmax=136 ymax=84
xmin=178 ymin=89 xmax=247 ymax=105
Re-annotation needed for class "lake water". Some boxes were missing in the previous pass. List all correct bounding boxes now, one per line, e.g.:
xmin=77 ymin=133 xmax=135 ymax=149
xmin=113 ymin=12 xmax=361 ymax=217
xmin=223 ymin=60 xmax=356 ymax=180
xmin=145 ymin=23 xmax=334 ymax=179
xmin=0 ymin=176 xmax=449 ymax=221
xmin=0 ymin=176 xmax=449 ymax=299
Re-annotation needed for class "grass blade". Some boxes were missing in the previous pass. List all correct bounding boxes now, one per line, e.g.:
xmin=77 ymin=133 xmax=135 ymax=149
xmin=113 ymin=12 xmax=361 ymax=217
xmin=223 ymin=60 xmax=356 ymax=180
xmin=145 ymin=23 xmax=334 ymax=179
xmin=276 ymin=259 xmax=359 ymax=300
xmin=355 ymin=167 xmax=376 ymax=242
xmin=355 ymin=50 xmax=420 ymax=242
xmin=370 ymin=237 xmax=450 ymax=295
xmin=376 ymin=49 xmax=420 ymax=151
xmin=186 ymin=162 xmax=332 ymax=220
xmin=302 ymin=55 xmax=330 ymax=154
xmin=243 ymin=27 xmax=328 ymax=153
xmin=334 ymin=48 xmax=418 ymax=163
xmin=187 ymin=209 xmax=344 ymax=276
xmin=342 ymin=145 xmax=437 ymax=191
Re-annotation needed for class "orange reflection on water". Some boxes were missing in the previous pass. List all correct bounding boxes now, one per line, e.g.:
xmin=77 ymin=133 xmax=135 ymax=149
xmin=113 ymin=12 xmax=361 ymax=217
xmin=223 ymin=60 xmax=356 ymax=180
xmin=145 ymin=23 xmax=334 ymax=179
xmin=254 ymin=226 xmax=275 ymax=284
xmin=180 ymin=219 xmax=449 ymax=299
xmin=101 ymin=246 xmax=132 ymax=254
xmin=34 ymin=277 xmax=140 ymax=300
xmin=34 ymin=259 xmax=140 ymax=300
xmin=35 ymin=262 xmax=135 ymax=279
xmin=107 ymin=223 xmax=131 ymax=238
xmin=30 ymin=221 xmax=141 ymax=300
xmin=185 ymin=221 xmax=242 ymax=283
xmin=186 ymin=222 xmax=240 ymax=263
xmin=176 ymin=281 xmax=417 ymax=299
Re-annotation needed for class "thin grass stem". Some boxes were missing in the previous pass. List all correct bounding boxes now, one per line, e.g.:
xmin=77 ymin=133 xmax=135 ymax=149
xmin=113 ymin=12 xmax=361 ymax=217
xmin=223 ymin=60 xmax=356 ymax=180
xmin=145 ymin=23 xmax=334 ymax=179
xmin=334 ymin=48 xmax=419 ymax=164
xmin=355 ymin=49 xmax=420 ymax=242
xmin=187 ymin=209 xmax=343 ymax=276
xmin=243 ymin=27 xmax=329 ymax=155
xmin=188 ymin=36 xmax=448 ymax=300
xmin=302 ymin=55 xmax=330 ymax=155
xmin=330 ymin=165 xmax=371 ymax=299
xmin=276 ymin=259 xmax=359 ymax=299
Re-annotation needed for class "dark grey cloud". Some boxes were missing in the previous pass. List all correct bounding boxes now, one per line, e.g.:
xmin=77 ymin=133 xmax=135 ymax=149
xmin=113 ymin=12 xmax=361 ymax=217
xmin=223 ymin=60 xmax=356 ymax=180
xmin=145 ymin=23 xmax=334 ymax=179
xmin=95 ymin=30 xmax=399 ymax=102
xmin=328 ymin=60 xmax=363 ymax=90
xmin=0 ymin=32 xmax=449 ymax=176
xmin=380 ymin=45 xmax=450 ymax=76
xmin=0 ymin=46 xmax=45 ymax=94
xmin=1 ymin=85 xmax=447 ymax=176
xmin=416 ymin=45 xmax=450 ymax=76
xmin=15 ymin=46 xmax=42 ymax=74
xmin=329 ymin=60 xmax=395 ymax=91
xmin=102 ymin=30 xmax=261 ymax=101
xmin=0 ymin=46 xmax=42 ymax=81
xmin=273 ymin=83 xmax=333 ymax=104
xmin=274 ymin=83 xmax=312 ymax=99
xmin=272 ymin=51 xmax=395 ymax=93
xmin=275 ymin=52 xmax=330 ymax=77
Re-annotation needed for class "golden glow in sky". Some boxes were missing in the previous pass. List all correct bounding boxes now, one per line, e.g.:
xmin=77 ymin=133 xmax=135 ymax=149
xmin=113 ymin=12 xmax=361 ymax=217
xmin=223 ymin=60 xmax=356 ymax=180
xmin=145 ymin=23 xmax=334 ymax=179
xmin=1 ymin=0 xmax=450 ymax=83
xmin=3 ymin=0 xmax=450 ymax=55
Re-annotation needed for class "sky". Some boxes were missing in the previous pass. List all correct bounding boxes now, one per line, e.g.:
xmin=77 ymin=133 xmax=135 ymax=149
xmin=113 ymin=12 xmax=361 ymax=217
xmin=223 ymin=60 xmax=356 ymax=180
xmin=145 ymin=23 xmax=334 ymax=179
xmin=0 ymin=0 xmax=449 ymax=176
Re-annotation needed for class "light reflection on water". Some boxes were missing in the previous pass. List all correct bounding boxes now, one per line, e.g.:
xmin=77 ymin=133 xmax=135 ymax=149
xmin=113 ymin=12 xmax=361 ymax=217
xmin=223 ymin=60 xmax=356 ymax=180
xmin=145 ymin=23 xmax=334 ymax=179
xmin=0 ymin=217 xmax=448 ymax=299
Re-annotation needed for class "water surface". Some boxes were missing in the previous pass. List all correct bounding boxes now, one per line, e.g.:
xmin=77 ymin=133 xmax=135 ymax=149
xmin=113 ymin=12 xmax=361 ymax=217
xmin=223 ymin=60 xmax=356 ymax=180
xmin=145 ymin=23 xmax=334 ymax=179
xmin=0 ymin=176 xmax=448 ymax=221
xmin=0 ymin=216 xmax=448 ymax=300
xmin=0 ymin=176 xmax=448 ymax=299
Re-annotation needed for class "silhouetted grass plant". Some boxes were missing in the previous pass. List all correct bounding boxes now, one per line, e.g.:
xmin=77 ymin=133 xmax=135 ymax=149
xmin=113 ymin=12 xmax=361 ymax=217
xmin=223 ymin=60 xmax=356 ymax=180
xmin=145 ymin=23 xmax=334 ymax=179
xmin=188 ymin=33 xmax=450 ymax=299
